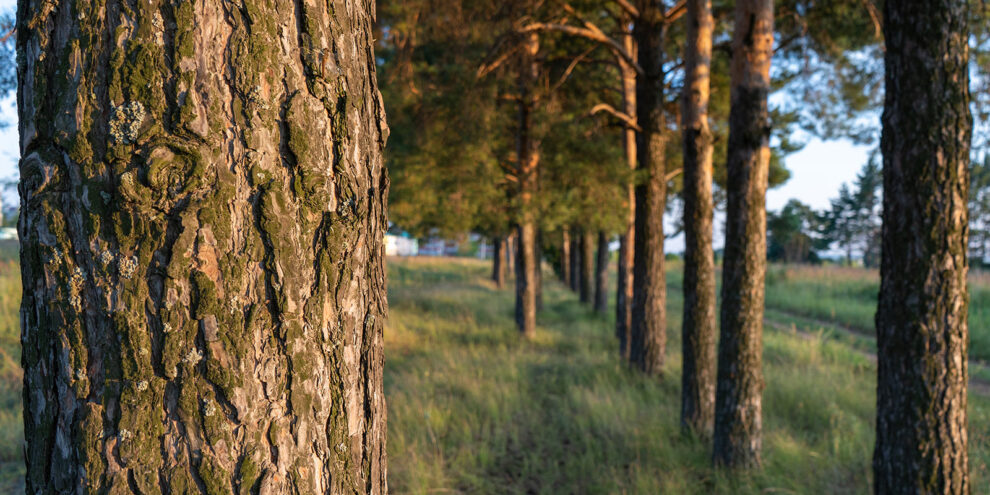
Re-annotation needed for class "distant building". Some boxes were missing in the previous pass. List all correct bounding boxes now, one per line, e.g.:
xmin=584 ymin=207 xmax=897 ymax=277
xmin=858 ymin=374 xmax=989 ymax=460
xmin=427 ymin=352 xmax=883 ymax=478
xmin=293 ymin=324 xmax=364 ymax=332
xmin=0 ymin=228 xmax=17 ymax=240
xmin=385 ymin=233 xmax=418 ymax=256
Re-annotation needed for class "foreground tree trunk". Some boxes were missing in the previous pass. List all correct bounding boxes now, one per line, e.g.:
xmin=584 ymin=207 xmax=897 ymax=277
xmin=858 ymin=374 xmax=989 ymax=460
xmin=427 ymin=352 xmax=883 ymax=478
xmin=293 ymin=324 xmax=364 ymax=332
xmin=680 ymin=0 xmax=717 ymax=437
xmin=616 ymin=24 xmax=637 ymax=359
xmin=514 ymin=32 xmax=540 ymax=337
xmin=561 ymin=228 xmax=572 ymax=286
xmin=595 ymin=232 xmax=609 ymax=314
xmin=493 ymin=236 xmax=507 ymax=288
xmin=630 ymin=0 xmax=667 ymax=375
xmin=713 ymin=0 xmax=772 ymax=469
xmin=873 ymin=1 xmax=972 ymax=491
xmin=17 ymin=0 xmax=388 ymax=491
xmin=580 ymin=230 xmax=594 ymax=304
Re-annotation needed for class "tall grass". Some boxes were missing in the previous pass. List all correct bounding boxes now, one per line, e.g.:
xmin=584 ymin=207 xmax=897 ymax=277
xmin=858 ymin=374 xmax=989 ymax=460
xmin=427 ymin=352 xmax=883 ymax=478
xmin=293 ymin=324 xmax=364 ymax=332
xmin=385 ymin=257 xmax=989 ymax=493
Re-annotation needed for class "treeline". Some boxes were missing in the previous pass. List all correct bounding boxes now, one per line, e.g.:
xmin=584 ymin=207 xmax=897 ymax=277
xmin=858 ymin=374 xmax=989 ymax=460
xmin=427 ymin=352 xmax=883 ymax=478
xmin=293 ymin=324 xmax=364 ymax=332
xmin=380 ymin=0 xmax=987 ymax=488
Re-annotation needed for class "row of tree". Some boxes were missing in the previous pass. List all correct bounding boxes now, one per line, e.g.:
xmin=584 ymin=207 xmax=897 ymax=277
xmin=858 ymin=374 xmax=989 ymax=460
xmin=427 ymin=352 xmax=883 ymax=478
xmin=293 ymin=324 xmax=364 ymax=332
xmin=381 ymin=0 xmax=985 ymax=488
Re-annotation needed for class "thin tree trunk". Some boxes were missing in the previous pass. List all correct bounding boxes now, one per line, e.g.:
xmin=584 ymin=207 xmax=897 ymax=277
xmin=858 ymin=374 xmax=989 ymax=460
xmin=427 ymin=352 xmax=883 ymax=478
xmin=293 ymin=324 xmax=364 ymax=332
xmin=507 ymin=232 xmax=516 ymax=275
xmin=630 ymin=0 xmax=667 ymax=375
xmin=680 ymin=0 xmax=717 ymax=437
xmin=873 ymin=1 xmax=971 ymax=491
xmin=561 ymin=228 xmax=572 ymax=286
xmin=493 ymin=236 xmax=507 ymax=288
xmin=514 ymin=32 xmax=540 ymax=337
xmin=616 ymin=23 xmax=637 ymax=359
xmin=536 ymin=229 xmax=544 ymax=311
xmin=595 ymin=232 xmax=610 ymax=314
xmin=17 ymin=0 xmax=388 ymax=491
xmin=713 ymin=0 xmax=773 ymax=469
xmin=580 ymin=230 xmax=594 ymax=303
xmin=571 ymin=234 xmax=581 ymax=293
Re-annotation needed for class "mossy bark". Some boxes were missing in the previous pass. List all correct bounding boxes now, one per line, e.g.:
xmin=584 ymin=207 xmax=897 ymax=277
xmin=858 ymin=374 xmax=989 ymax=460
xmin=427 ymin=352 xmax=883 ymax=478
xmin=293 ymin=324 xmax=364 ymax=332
xmin=873 ymin=1 xmax=971 ymax=492
xmin=630 ymin=0 xmax=667 ymax=376
xmin=16 ymin=0 xmax=389 ymax=491
xmin=616 ymin=25 xmax=637 ymax=360
xmin=680 ymin=0 xmax=716 ymax=437
xmin=580 ymin=230 xmax=594 ymax=304
xmin=713 ymin=0 xmax=772 ymax=469
xmin=594 ymin=232 xmax=609 ymax=314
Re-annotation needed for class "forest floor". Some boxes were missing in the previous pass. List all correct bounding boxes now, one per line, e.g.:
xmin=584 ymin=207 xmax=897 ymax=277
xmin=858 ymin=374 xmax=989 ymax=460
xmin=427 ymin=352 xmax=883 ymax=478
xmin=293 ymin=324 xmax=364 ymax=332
xmin=1 ymin=256 xmax=989 ymax=492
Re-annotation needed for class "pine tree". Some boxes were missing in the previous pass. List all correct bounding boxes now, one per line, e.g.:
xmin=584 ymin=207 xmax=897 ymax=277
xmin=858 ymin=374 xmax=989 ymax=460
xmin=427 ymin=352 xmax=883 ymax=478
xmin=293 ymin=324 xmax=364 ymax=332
xmin=17 ymin=0 xmax=388 ymax=491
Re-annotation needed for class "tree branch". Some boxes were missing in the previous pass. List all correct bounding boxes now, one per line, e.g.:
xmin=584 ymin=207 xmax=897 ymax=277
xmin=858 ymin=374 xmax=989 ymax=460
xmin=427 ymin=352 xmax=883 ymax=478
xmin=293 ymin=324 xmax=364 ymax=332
xmin=518 ymin=22 xmax=643 ymax=75
xmin=590 ymin=103 xmax=642 ymax=131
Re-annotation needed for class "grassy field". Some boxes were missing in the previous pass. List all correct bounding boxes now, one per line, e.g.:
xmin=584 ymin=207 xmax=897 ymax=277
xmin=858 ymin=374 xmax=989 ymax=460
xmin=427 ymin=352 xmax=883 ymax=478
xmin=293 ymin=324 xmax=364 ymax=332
xmin=1 ymin=256 xmax=989 ymax=492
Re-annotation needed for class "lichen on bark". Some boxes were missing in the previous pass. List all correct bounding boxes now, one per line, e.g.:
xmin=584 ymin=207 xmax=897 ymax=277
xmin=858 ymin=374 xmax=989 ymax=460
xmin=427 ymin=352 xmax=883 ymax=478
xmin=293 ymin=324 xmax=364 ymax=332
xmin=16 ymin=0 xmax=389 ymax=492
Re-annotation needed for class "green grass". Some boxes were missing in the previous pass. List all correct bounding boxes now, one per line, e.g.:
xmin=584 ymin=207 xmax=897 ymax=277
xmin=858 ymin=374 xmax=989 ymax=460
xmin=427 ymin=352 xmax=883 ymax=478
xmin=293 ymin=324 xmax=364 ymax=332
xmin=0 ymin=257 xmax=988 ymax=492
xmin=386 ymin=257 xmax=989 ymax=493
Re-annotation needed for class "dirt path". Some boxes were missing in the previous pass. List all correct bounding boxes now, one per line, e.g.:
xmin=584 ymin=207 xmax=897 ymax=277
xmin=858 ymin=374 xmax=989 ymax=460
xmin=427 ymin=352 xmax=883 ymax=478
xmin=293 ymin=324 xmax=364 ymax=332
xmin=763 ymin=309 xmax=990 ymax=397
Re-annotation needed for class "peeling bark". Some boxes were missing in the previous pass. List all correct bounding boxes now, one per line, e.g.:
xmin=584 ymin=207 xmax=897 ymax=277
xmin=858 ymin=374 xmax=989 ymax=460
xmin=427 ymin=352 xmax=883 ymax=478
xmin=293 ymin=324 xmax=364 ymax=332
xmin=873 ymin=1 xmax=972 ymax=492
xmin=713 ymin=0 xmax=772 ymax=469
xmin=17 ymin=0 xmax=389 ymax=492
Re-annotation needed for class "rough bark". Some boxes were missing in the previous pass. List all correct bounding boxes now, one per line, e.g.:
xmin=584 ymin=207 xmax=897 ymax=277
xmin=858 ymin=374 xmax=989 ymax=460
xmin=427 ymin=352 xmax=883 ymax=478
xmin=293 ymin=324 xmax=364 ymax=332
xmin=616 ymin=25 xmax=637 ymax=359
xmin=493 ymin=236 xmax=506 ymax=288
xmin=594 ymin=232 xmax=609 ymax=314
xmin=16 ymin=0 xmax=389 ymax=492
xmin=713 ymin=0 xmax=772 ymax=469
xmin=580 ymin=230 xmax=594 ymax=304
xmin=680 ymin=0 xmax=716 ymax=437
xmin=873 ymin=1 xmax=972 ymax=492
xmin=561 ymin=228 xmax=572 ymax=286
xmin=630 ymin=0 xmax=667 ymax=375
xmin=514 ymin=32 xmax=540 ymax=338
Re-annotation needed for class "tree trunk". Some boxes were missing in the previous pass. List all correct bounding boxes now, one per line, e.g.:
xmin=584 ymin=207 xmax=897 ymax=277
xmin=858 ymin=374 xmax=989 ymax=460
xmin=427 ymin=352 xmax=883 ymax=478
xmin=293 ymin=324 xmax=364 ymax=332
xmin=873 ymin=1 xmax=971 ymax=492
xmin=580 ymin=230 xmax=594 ymax=304
xmin=713 ymin=0 xmax=773 ymax=469
xmin=514 ymin=32 xmax=540 ymax=338
xmin=570 ymin=234 xmax=581 ymax=293
xmin=561 ymin=228 xmax=572 ymax=286
xmin=17 ymin=0 xmax=388 ymax=491
xmin=594 ymin=232 xmax=610 ymax=314
xmin=616 ymin=23 xmax=637 ymax=359
xmin=493 ymin=236 xmax=506 ymax=288
xmin=536 ymin=229 xmax=544 ymax=311
xmin=507 ymin=233 xmax=516 ymax=275
xmin=630 ymin=1 xmax=667 ymax=375
xmin=680 ymin=0 xmax=717 ymax=437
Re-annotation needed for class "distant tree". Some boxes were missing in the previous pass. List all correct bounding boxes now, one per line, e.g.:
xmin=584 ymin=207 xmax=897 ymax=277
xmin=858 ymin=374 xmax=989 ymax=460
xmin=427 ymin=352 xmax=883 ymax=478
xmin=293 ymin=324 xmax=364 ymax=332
xmin=969 ymin=155 xmax=990 ymax=265
xmin=713 ymin=0 xmax=773 ymax=470
xmin=873 ymin=0 xmax=972 ymax=491
xmin=0 ymin=11 xmax=12 ymax=101
xmin=767 ymin=199 xmax=823 ymax=263
xmin=822 ymin=157 xmax=882 ymax=265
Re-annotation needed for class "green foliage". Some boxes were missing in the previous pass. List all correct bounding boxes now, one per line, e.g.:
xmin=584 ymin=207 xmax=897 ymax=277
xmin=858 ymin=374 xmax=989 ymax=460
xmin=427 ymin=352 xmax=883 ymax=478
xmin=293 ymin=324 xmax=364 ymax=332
xmin=821 ymin=156 xmax=882 ymax=265
xmin=768 ymin=199 xmax=823 ymax=263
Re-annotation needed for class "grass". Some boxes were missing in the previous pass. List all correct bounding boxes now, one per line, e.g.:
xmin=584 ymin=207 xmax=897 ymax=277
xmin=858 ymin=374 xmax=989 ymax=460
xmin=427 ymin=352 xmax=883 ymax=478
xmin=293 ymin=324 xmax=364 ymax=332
xmin=0 ymin=256 xmax=988 ymax=492
xmin=386 ymin=257 xmax=989 ymax=493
